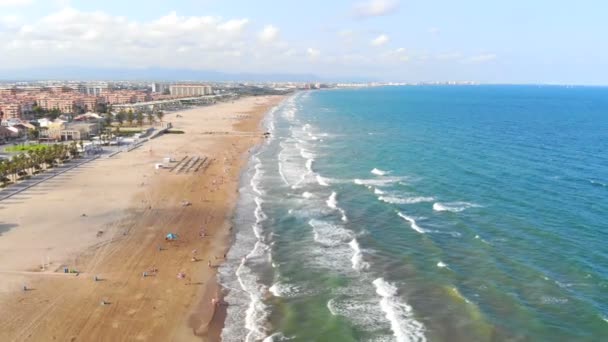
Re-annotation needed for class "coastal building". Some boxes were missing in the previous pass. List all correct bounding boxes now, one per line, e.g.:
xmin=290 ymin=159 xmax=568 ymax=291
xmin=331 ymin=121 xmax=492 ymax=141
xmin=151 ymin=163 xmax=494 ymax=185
xmin=78 ymin=82 xmax=110 ymax=96
xmin=0 ymin=88 xmax=17 ymax=96
xmin=0 ymin=126 xmax=18 ymax=140
xmin=0 ymin=103 xmax=22 ymax=120
xmin=151 ymin=82 xmax=171 ymax=94
xmin=60 ymin=122 xmax=99 ymax=141
xmin=36 ymin=97 xmax=77 ymax=114
xmin=169 ymin=84 xmax=212 ymax=97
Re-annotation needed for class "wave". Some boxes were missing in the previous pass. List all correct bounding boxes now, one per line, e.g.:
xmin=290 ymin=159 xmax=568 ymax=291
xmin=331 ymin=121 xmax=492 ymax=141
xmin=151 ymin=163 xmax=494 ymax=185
xmin=373 ymin=278 xmax=427 ymax=342
xmin=379 ymin=196 xmax=435 ymax=205
xmin=269 ymin=282 xmax=300 ymax=298
xmin=262 ymin=333 xmax=295 ymax=342
xmin=316 ymin=175 xmax=330 ymax=186
xmin=326 ymin=192 xmax=348 ymax=222
xmin=235 ymin=196 xmax=272 ymax=341
xmin=305 ymin=158 xmax=314 ymax=173
xmin=349 ymin=239 xmax=370 ymax=271
xmin=326 ymin=192 xmax=338 ymax=209
xmin=433 ymin=202 xmax=480 ymax=213
xmin=589 ymin=179 xmax=607 ymax=188
xmin=437 ymin=261 xmax=448 ymax=268
xmin=371 ymin=168 xmax=390 ymax=176
xmin=397 ymin=212 xmax=428 ymax=234
xmin=250 ymin=157 xmax=264 ymax=195
xmin=309 ymin=219 xmax=353 ymax=247
xmin=374 ymin=188 xmax=386 ymax=195
xmin=354 ymin=177 xmax=404 ymax=187
xmin=302 ymin=192 xmax=314 ymax=199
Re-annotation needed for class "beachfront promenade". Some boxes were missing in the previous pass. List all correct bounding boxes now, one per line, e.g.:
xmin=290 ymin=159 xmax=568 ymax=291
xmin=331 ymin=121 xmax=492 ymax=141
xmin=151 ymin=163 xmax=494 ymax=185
xmin=0 ymin=155 xmax=100 ymax=202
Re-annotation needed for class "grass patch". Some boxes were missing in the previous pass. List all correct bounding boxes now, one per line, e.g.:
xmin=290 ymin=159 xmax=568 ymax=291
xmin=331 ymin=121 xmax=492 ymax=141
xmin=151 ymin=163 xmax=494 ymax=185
xmin=112 ymin=130 xmax=142 ymax=137
xmin=5 ymin=144 xmax=48 ymax=153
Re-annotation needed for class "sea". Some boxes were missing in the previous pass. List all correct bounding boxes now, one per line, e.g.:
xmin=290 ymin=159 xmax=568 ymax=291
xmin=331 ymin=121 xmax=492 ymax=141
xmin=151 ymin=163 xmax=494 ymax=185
xmin=218 ymin=85 xmax=608 ymax=341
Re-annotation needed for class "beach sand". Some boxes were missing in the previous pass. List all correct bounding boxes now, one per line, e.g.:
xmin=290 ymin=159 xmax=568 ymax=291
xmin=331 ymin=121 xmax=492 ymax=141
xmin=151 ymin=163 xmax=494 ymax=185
xmin=0 ymin=95 xmax=285 ymax=341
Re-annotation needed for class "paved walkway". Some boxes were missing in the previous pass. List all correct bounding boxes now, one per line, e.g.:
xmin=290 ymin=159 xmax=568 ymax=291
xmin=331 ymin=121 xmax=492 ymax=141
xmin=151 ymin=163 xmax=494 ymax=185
xmin=0 ymin=155 xmax=99 ymax=201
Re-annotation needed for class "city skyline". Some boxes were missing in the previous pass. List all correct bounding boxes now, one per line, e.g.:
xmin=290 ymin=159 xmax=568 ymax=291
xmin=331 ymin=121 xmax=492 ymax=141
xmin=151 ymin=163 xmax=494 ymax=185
xmin=0 ymin=0 xmax=607 ymax=85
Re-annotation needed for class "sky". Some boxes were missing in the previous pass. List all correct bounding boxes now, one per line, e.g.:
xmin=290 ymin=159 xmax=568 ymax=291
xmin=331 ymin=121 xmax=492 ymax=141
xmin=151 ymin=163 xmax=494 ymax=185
xmin=0 ymin=0 xmax=606 ymax=84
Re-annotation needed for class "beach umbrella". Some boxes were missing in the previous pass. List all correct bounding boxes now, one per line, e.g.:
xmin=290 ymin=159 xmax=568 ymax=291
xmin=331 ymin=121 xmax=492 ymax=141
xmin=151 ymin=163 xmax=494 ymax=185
xmin=166 ymin=233 xmax=178 ymax=240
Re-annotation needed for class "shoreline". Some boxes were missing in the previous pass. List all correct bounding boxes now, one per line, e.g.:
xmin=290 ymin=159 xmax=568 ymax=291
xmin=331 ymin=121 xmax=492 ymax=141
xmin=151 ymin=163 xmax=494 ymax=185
xmin=0 ymin=95 xmax=286 ymax=341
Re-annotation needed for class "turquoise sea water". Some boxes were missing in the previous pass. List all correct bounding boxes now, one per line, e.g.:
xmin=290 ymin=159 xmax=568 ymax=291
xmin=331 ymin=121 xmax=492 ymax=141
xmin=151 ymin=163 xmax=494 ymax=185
xmin=219 ymin=86 xmax=608 ymax=341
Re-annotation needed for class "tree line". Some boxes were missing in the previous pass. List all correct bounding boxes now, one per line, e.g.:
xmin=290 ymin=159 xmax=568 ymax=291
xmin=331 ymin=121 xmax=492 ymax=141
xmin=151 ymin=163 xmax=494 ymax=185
xmin=0 ymin=143 xmax=79 ymax=187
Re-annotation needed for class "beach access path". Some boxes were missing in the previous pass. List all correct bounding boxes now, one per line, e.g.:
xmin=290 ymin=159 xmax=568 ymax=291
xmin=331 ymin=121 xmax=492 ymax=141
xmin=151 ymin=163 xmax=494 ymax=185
xmin=0 ymin=95 xmax=285 ymax=341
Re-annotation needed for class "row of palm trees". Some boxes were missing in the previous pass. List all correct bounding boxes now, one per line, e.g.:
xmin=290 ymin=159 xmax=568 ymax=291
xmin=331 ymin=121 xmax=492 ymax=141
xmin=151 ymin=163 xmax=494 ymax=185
xmin=0 ymin=142 xmax=79 ymax=186
xmin=113 ymin=109 xmax=164 ymax=127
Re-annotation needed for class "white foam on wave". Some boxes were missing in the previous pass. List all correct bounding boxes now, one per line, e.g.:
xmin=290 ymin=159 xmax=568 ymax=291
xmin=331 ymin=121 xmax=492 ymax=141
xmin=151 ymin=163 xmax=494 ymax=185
xmin=326 ymin=192 xmax=338 ymax=209
xmin=251 ymin=158 xmax=264 ymax=195
xmin=397 ymin=212 xmax=428 ymax=234
xmin=305 ymin=158 xmax=314 ymax=173
xmin=302 ymin=192 xmax=314 ymax=199
xmin=254 ymin=197 xmax=267 ymax=224
xmin=354 ymin=177 xmax=404 ymax=187
xmin=262 ymin=332 xmax=295 ymax=342
xmin=326 ymin=192 xmax=348 ymax=222
xmin=316 ymin=175 xmax=330 ymax=186
xmin=277 ymin=151 xmax=290 ymax=187
xmin=433 ymin=201 xmax=480 ymax=213
xmin=309 ymin=219 xmax=353 ymax=247
xmin=234 ymin=240 xmax=271 ymax=342
xmin=349 ymin=239 xmax=370 ymax=271
xmin=374 ymin=188 xmax=386 ymax=195
xmin=269 ymin=282 xmax=300 ymax=298
xmin=371 ymin=168 xmax=390 ymax=176
xmin=327 ymin=295 xmax=390 ymax=333
xmin=232 ymin=196 xmax=273 ymax=341
xmin=437 ymin=261 xmax=448 ymax=268
xmin=379 ymin=196 xmax=435 ymax=205
xmin=297 ymin=144 xmax=316 ymax=160
xmin=589 ymin=179 xmax=607 ymax=187
xmin=373 ymin=278 xmax=426 ymax=342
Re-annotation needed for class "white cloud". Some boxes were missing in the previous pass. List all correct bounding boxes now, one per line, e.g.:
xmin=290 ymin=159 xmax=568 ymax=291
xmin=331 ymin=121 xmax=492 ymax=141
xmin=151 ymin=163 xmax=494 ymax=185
xmin=467 ymin=53 xmax=497 ymax=63
xmin=0 ymin=8 xmax=267 ymax=69
xmin=307 ymin=47 xmax=321 ymax=59
xmin=371 ymin=34 xmax=390 ymax=46
xmin=258 ymin=25 xmax=280 ymax=44
xmin=353 ymin=0 xmax=400 ymax=19
xmin=0 ymin=0 xmax=32 ymax=7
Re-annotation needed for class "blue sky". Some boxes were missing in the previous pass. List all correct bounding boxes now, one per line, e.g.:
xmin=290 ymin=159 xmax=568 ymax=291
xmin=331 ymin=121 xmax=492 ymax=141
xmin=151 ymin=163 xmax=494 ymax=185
xmin=0 ymin=0 xmax=606 ymax=84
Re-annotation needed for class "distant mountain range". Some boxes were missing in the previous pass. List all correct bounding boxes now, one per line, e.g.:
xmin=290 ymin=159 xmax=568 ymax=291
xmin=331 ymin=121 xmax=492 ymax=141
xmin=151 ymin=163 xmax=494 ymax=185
xmin=0 ymin=67 xmax=374 ymax=83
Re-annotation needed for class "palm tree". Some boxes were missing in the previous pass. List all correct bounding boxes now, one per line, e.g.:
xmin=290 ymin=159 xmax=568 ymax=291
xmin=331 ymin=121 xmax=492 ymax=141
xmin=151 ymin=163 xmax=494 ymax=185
xmin=0 ymin=160 xmax=9 ymax=186
xmin=147 ymin=112 xmax=154 ymax=125
xmin=116 ymin=110 xmax=126 ymax=126
xmin=126 ymin=109 xmax=134 ymax=126
xmin=69 ymin=141 xmax=78 ymax=158
xmin=136 ymin=111 xmax=144 ymax=127
xmin=156 ymin=111 xmax=164 ymax=123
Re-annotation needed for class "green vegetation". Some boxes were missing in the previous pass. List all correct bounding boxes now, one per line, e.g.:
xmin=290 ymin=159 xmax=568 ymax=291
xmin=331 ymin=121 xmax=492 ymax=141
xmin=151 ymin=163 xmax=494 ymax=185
xmin=0 ymin=142 xmax=79 ymax=187
xmin=5 ymin=144 xmax=48 ymax=153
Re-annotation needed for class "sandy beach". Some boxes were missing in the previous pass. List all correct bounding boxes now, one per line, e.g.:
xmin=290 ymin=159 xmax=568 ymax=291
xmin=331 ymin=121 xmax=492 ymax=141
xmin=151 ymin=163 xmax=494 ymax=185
xmin=0 ymin=95 xmax=285 ymax=341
